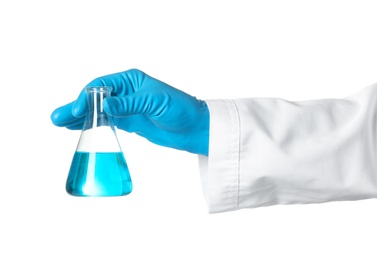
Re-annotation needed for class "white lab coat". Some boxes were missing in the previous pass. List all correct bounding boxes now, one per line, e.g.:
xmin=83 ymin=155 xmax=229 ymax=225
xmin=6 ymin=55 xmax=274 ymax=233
xmin=199 ymin=84 xmax=377 ymax=213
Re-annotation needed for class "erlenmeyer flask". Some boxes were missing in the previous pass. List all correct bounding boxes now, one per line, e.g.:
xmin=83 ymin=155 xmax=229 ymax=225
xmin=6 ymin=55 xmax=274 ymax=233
xmin=66 ymin=86 xmax=132 ymax=196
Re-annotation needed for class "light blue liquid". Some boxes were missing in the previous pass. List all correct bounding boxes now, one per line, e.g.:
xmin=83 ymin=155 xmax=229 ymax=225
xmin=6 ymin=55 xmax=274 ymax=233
xmin=66 ymin=152 xmax=132 ymax=196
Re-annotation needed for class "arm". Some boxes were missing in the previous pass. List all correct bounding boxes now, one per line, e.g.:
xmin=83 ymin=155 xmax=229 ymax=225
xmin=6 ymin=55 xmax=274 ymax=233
xmin=200 ymin=84 xmax=377 ymax=213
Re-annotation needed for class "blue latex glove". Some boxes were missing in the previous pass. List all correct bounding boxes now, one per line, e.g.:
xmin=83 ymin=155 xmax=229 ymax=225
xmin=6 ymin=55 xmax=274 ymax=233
xmin=51 ymin=69 xmax=210 ymax=156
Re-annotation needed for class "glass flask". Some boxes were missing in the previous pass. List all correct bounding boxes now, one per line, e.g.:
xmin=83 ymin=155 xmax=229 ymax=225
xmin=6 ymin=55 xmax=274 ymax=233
xmin=66 ymin=86 xmax=132 ymax=196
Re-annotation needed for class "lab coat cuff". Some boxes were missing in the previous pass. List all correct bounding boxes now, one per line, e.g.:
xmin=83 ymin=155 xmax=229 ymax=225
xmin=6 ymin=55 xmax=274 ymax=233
xmin=198 ymin=99 xmax=240 ymax=213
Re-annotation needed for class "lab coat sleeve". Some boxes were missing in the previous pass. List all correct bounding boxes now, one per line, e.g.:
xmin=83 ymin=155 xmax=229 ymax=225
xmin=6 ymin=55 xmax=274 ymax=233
xmin=198 ymin=84 xmax=377 ymax=213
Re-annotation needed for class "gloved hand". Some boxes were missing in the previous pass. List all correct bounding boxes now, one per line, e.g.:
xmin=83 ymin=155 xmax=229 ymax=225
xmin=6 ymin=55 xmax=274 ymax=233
xmin=51 ymin=69 xmax=210 ymax=156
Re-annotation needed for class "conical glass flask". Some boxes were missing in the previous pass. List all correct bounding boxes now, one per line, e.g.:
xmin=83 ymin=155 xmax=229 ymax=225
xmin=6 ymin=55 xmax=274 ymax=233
xmin=66 ymin=86 xmax=132 ymax=196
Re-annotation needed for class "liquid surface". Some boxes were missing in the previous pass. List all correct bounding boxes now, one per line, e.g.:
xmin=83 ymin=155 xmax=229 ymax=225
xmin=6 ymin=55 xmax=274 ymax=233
xmin=66 ymin=152 xmax=132 ymax=196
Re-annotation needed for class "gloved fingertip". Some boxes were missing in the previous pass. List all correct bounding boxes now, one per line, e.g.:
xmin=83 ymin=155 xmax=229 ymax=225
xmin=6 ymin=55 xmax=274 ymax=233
xmin=50 ymin=108 xmax=60 ymax=125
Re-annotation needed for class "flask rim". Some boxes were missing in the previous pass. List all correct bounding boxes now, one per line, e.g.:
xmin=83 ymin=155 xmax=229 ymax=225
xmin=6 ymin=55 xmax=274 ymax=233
xmin=86 ymin=86 xmax=112 ymax=93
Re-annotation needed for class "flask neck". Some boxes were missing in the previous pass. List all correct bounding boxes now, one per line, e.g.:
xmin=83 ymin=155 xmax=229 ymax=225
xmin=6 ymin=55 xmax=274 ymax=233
xmin=84 ymin=86 xmax=113 ymax=130
xmin=76 ymin=86 xmax=122 ymax=152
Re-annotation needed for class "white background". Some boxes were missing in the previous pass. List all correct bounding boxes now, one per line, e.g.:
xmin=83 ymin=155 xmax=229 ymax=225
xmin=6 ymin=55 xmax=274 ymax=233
xmin=1 ymin=0 xmax=377 ymax=259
